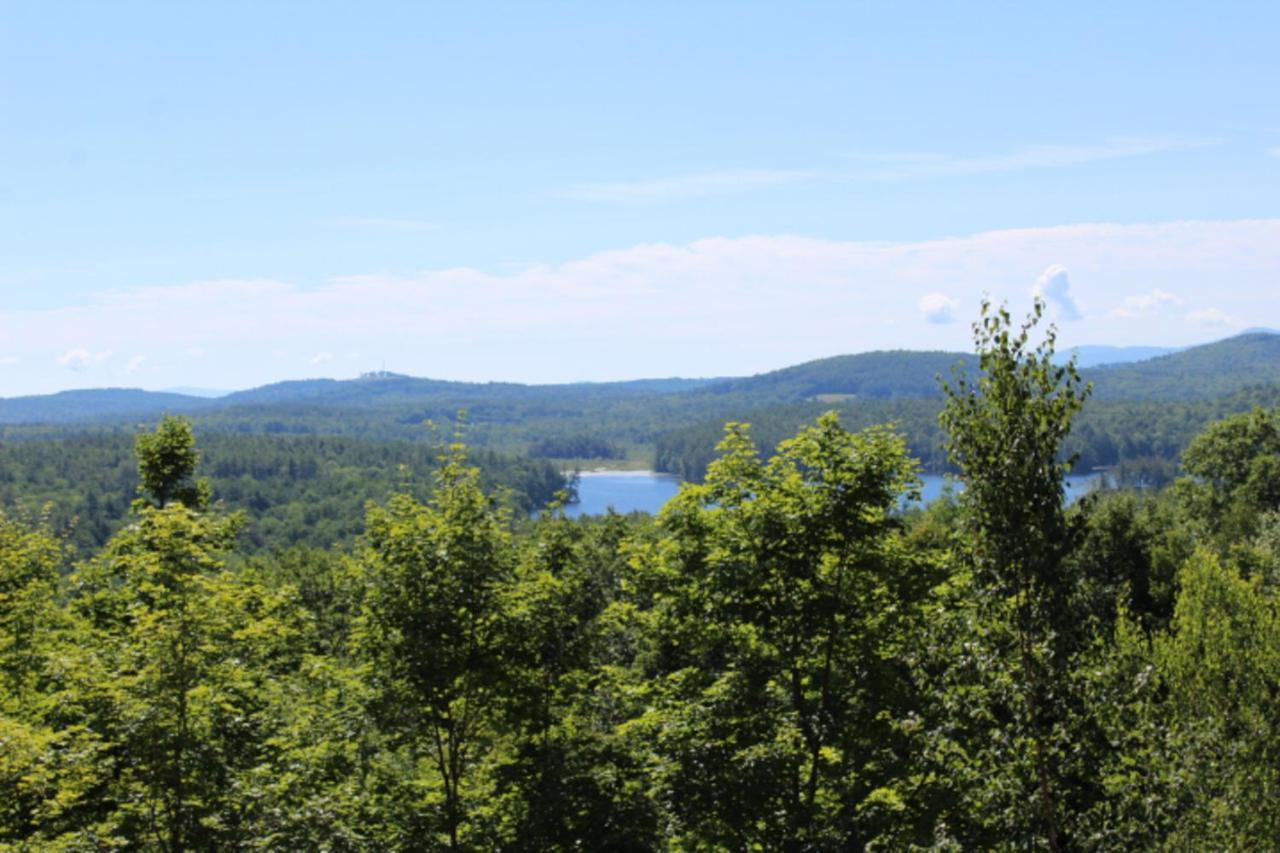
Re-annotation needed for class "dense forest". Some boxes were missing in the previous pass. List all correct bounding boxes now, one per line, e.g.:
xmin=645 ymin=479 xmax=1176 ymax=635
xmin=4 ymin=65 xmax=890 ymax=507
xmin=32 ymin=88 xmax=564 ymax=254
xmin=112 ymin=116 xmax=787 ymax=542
xmin=655 ymin=384 xmax=1280 ymax=483
xmin=0 ymin=432 xmax=567 ymax=556
xmin=4 ymin=303 xmax=1280 ymax=849
xmin=3 ymin=332 xmax=1278 ymax=491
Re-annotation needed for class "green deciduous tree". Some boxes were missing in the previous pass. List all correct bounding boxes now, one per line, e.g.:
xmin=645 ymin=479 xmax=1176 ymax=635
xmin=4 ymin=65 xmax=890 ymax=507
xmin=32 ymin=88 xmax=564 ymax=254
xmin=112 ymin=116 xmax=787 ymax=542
xmin=135 ymin=416 xmax=211 ymax=509
xmin=636 ymin=412 xmax=929 ymax=848
xmin=63 ymin=422 xmax=301 ymax=850
xmin=486 ymin=507 xmax=659 ymax=850
xmin=1177 ymin=406 xmax=1280 ymax=545
xmin=358 ymin=442 xmax=516 ymax=849
xmin=1087 ymin=548 xmax=1280 ymax=847
xmin=934 ymin=299 xmax=1091 ymax=850
xmin=1152 ymin=549 xmax=1280 ymax=844
xmin=0 ymin=513 xmax=110 ymax=847
xmin=0 ymin=512 xmax=63 ymax=695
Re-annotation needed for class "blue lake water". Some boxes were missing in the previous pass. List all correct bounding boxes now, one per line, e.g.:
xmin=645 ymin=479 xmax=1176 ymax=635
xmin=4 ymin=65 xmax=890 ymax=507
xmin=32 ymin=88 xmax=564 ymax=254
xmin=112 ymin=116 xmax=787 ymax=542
xmin=566 ymin=470 xmax=1106 ymax=518
xmin=564 ymin=471 xmax=682 ymax=518
xmin=917 ymin=472 xmax=1104 ymax=505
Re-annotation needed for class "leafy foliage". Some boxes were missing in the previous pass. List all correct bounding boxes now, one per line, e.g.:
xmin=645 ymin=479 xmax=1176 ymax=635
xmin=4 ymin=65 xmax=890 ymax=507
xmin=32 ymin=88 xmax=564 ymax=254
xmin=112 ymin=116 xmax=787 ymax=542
xmin=4 ymin=320 xmax=1280 ymax=849
xmin=0 ymin=431 xmax=568 ymax=555
xmin=633 ymin=413 xmax=932 ymax=847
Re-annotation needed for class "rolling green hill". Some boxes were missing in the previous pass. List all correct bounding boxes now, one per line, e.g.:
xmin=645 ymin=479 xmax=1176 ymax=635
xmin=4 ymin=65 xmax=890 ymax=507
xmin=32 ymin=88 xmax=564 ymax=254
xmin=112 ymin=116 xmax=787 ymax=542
xmin=1086 ymin=332 xmax=1280 ymax=400
xmin=0 ymin=388 xmax=217 ymax=424
xmin=1058 ymin=343 xmax=1180 ymax=368
xmin=219 ymin=372 xmax=723 ymax=408
xmin=694 ymin=350 xmax=979 ymax=401
xmin=688 ymin=331 xmax=1280 ymax=406
xmin=2 ymin=332 xmax=1276 ymax=476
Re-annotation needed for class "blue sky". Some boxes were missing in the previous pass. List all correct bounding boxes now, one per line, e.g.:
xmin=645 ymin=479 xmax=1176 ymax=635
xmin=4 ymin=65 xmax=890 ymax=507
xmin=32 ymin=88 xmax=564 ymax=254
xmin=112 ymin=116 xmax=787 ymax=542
xmin=2 ymin=1 xmax=1279 ymax=394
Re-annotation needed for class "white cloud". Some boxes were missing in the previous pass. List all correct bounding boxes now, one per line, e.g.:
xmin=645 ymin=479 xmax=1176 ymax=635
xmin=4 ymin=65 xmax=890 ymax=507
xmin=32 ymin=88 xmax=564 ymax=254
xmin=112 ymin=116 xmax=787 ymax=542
xmin=327 ymin=217 xmax=437 ymax=234
xmin=1031 ymin=265 xmax=1082 ymax=321
xmin=560 ymin=169 xmax=813 ymax=204
xmin=1269 ymin=147 xmax=1280 ymax=158
xmin=918 ymin=292 xmax=960 ymax=324
xmin=562 ymin=138 xmax=1211 ymax=204
xmin=850 ymin=136 xmax=1213 ymax=181
xmin=184 ymin=347 xmax=206 ymax=358
xmin=0 ymin=356 xmax=18 ymax=367
xmin=1111 ymin=288 xmax=1183 ymax=318
xmin=55 ymin=348 xmax=112 ymax=371
xmin=4 ymin=219 xmax=1279 ymax=392
xmin=125 ymin=355 xmax=147 ymax=374
xmin=1187 ymin=307 xmax=1236 ymax=327
xmin=310 ymin=351 xmax=333 ymax=365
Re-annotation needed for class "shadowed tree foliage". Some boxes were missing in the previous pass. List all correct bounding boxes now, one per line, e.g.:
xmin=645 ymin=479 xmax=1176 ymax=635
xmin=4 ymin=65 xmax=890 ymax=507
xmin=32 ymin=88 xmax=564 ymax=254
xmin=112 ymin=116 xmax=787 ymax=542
xmin=633 ymin=412 xmax=933 ymax=848
xmin=135 ymin=416 xmax=211 ymax=509
xmin=932 ymin=299 xmax=1092 ymax=850
xmin=358 ymin=441 xmax=517 ymax=850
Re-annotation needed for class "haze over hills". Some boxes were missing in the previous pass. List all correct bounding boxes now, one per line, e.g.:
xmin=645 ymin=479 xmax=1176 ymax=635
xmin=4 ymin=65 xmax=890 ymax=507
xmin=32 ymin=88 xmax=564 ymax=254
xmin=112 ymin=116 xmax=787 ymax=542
xmin=1086 ymin=332 xmax=1280 ymax=401
xmin=0 ymin=388 xmax=221 ymax=425
xmin=695 ymin=350 xmax=980 ymax=401
xmin=217 ymin=373 xmax=723 ymax=408
xmin=1 ymin=330 xmax=1276 ymax=428
xmin=13 ymin=331 xmax=1275 ymax=550
xmin=1057 ymin=344 xmax=1182 ymax=368
xmin=162 ymin=386 xmax=233 ymax=398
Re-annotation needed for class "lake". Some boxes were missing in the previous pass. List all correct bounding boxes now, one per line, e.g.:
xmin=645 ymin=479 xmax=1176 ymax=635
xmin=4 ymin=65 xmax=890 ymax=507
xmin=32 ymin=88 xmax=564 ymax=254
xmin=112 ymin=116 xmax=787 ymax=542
xmin=917 ymin=472 xmax=1105 ymax=505
xmin=566 ymin=470 xmax=1107 ymax=518
xmin=564 ymin=470 xmax=682 ymax=518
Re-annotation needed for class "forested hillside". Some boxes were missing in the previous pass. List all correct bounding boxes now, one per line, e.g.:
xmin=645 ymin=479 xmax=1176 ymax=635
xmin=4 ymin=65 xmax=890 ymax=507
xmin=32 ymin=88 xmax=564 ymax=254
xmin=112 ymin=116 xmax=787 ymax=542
xmin=693 ymin=349 xmax=980 ymax=400
xmin=2 ymin=330 xmax=1277 ymax=490
xmin=1087 ymin=331 xmax=1280 ymax=400
xmin=0 ymin=388 xmax=218 ymax=424
xmin=656 ymin=384 xmax=1280 ymax=482
xmin=0 ymin=431 xmax=566 ymax=555
xmin=4 ymin=304 xmax=1280 ymax=849
xmin=655 ymin=332 xmax=1280 ymax=481
xmin=4 ymin=330 xmax=1273 ymax=428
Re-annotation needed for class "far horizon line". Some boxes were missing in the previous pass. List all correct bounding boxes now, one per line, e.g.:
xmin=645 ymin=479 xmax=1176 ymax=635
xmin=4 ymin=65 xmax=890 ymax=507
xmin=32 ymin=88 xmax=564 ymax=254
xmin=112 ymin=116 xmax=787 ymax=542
xmin=6 ymin=328 xmax=1274 ymax=402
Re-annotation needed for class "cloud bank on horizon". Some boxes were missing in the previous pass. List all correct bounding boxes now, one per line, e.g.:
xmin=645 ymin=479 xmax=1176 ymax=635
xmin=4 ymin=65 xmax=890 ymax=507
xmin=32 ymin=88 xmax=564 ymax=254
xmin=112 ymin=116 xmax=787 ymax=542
xmin=0 ymin=218 xmax=1275 ymax=396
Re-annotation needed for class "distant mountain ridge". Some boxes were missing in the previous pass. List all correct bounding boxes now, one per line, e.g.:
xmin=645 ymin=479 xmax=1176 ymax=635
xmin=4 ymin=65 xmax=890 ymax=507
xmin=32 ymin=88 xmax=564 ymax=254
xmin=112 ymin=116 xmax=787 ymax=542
xmin=163 ymin=386 xmax=232 ymax=398
xmin=0 ymin=375 xmax=726 ymax=425
xmin=697 ymin=350 xmax=979 ymax=402
xmin=217 ymin=374 xmax=725 ymax=409
xmin=1 ymin=330 xmax=1275 ymax=426
xmin=1057 ymin=344 xmax=1182 ymax=368
xmin=1086 ymin=332 xmax=1280 ymax=401
xmin=0 ymin=388 xmax=219 ymax=425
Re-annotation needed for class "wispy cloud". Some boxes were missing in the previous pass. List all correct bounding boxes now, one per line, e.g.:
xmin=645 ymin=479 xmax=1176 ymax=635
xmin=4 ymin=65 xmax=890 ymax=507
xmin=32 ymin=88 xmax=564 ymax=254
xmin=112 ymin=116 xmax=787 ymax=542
xmin=6 ymin=219 xmax=1278 ymax=392
xmin=56 ymin=348 xmax=112 ymax=371
xmin=1268 ymin=146 xmax=1280 ymax=158
xmin=1187 ymin=307 xmax=1236 ymax=327
xmin=560 ymin=137 xmax=1212 ymax=204
xmin=327 ymin=216 xmax=438 ymax=234
xmin=845 ymin=136 xmax=1215 ymax=181
xmin=125 ymin=355 xmax=147 ymax=373
xmin=918 ymin=293 xmax=960 ymax=324
xmin=1112 ymin=288 xmax=1182 ymax=319
xmin=560 ymin=169 xmax=814 ymax=204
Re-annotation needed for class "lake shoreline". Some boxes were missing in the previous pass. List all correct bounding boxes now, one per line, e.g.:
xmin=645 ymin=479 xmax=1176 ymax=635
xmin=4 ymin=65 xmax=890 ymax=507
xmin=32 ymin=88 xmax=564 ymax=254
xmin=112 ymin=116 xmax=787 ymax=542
xmin=566 ymin=471 xmax=1108 ymax=518
xmin=567 ymin=468 xmax=677 ymax=478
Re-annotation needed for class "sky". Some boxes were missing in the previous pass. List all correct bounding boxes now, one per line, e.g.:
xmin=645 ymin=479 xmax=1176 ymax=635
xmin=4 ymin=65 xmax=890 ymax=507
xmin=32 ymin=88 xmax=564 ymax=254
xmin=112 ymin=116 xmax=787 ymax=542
xmin=2 ymin=1 xmax=1279 ymax=395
